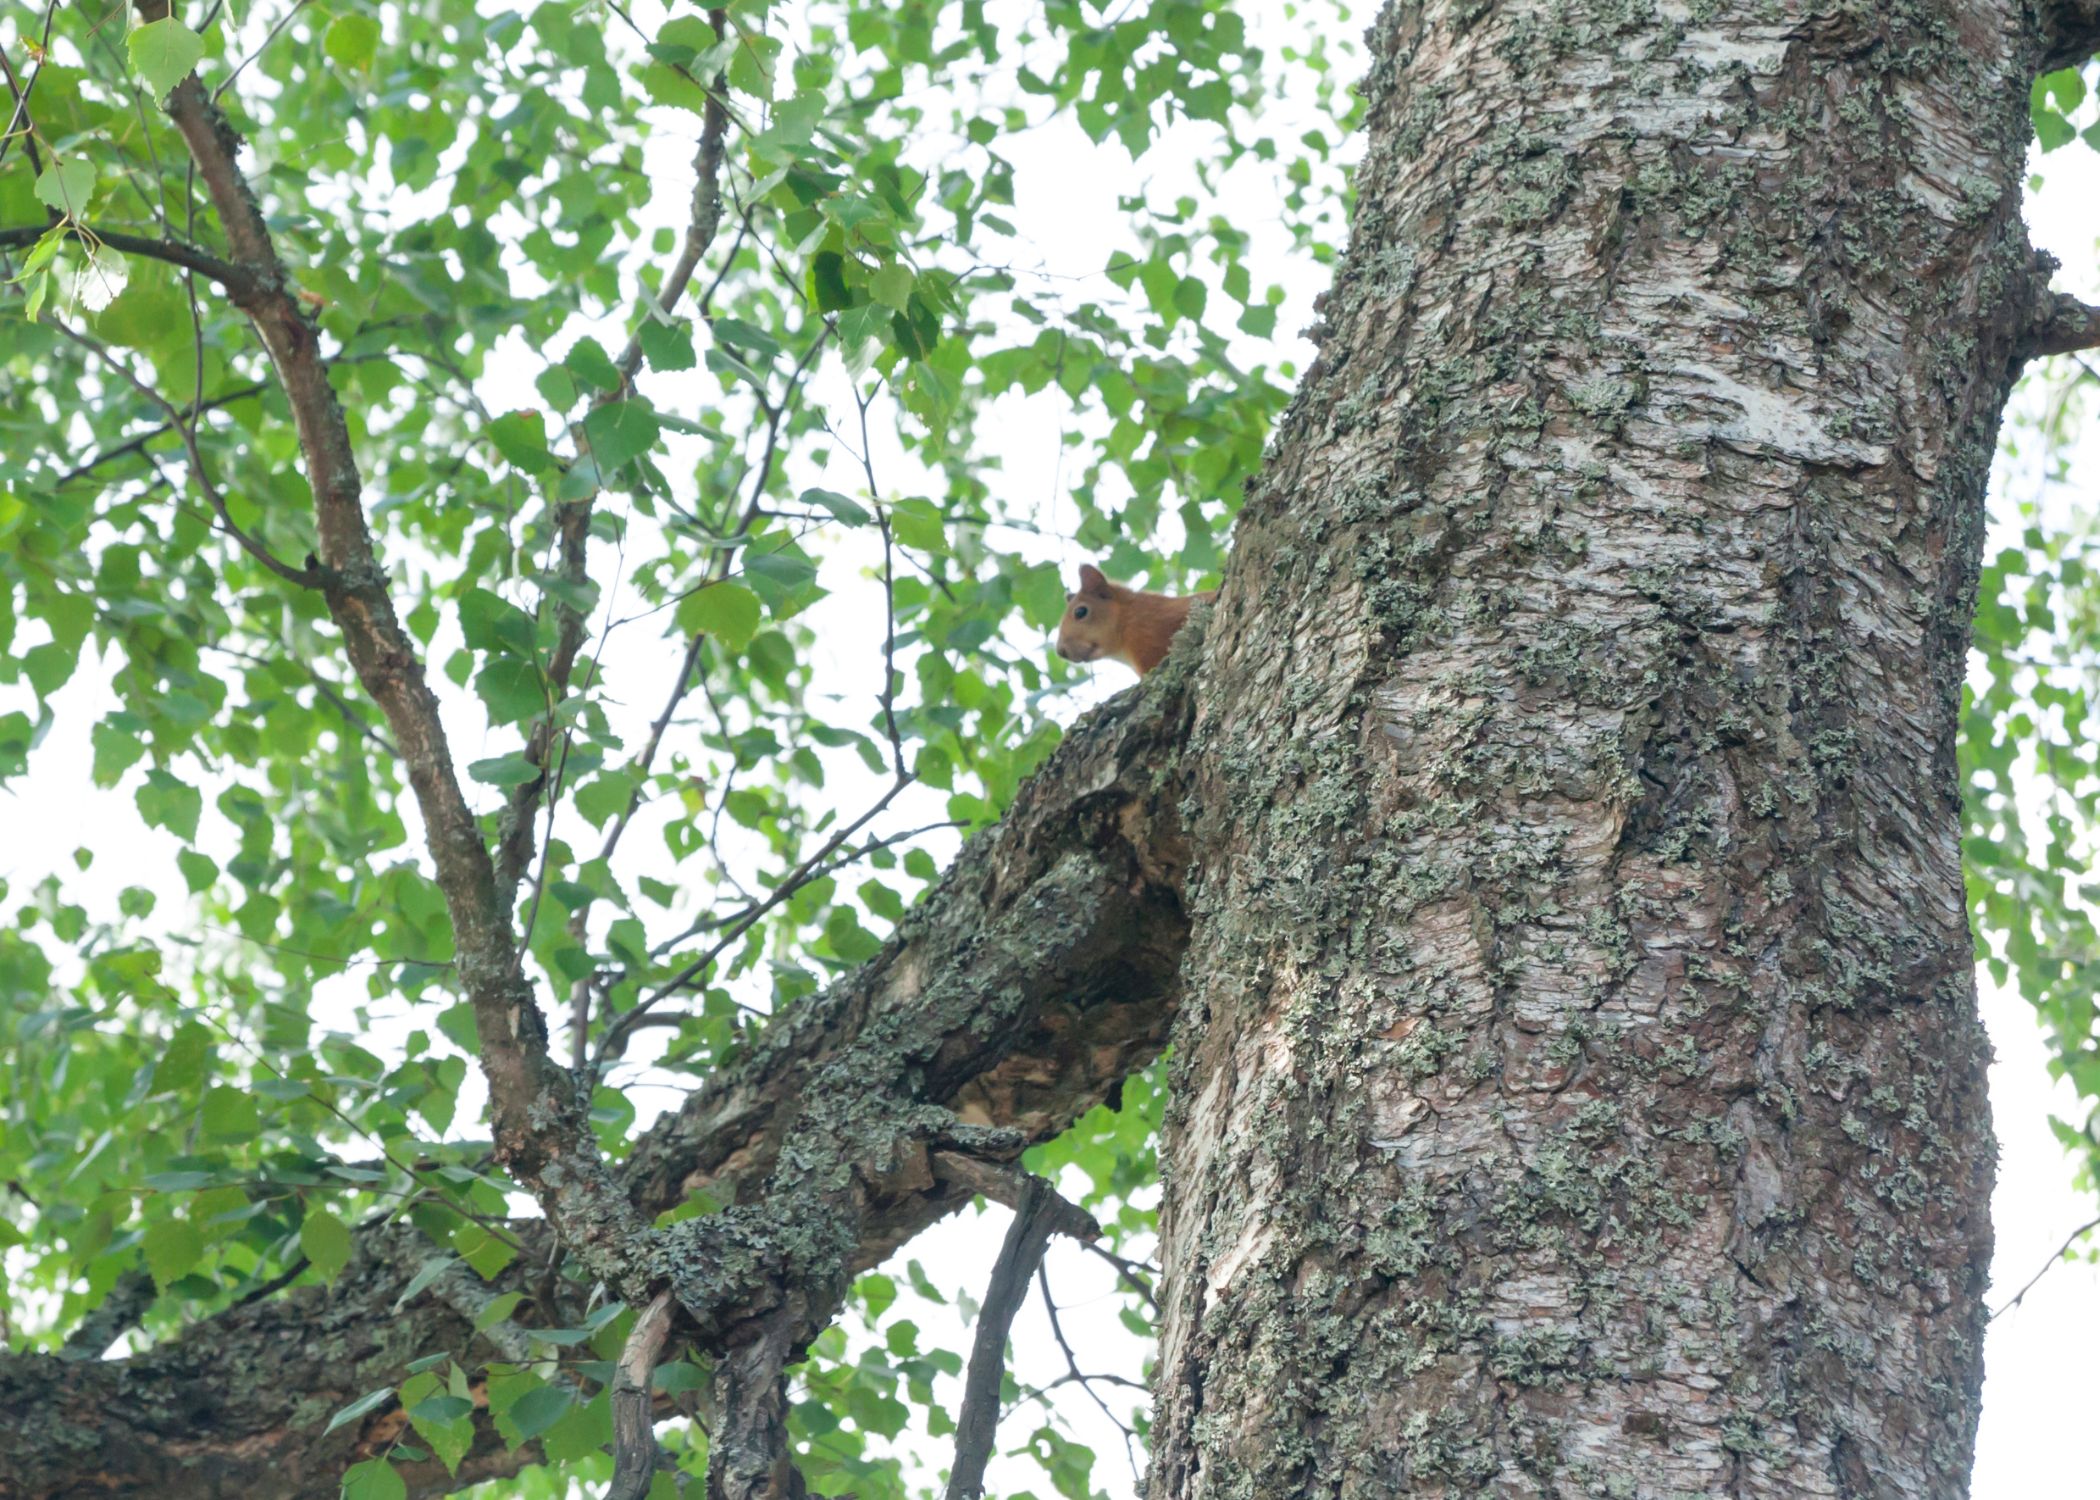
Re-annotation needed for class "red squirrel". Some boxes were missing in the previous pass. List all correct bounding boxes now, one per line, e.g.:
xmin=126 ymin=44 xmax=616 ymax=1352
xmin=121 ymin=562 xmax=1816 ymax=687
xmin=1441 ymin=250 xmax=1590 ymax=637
xmin=1055 ymin=563 xmax=1216 ymax=676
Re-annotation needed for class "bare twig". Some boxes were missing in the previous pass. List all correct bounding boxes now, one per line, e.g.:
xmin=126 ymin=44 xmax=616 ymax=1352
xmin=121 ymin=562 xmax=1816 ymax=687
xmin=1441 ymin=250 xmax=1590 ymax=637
xmin=1035 ymin=1262 xmax=1144 ymax=1479
xmin=946 ymin=1179 xmax=1079 ymax=1500
xmin=595 ymin=768 xmax=914 ymax=1069
xmin=1990 ymin=1213 xmax=2100 ymax=1319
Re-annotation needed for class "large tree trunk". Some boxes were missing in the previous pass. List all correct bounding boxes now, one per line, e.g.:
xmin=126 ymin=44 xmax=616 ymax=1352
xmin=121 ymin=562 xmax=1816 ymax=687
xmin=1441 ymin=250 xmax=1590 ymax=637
xmin=9 ymin=3 xmax=2097 ymax=1495
xmin=1148 ymin=1 xmax=2062 ymax=1494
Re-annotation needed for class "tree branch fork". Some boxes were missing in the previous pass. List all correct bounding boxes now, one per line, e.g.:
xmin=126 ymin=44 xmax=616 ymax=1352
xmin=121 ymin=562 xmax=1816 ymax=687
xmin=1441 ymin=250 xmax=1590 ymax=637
xmin=2 ymin=10 xmax=1205 ymax=1494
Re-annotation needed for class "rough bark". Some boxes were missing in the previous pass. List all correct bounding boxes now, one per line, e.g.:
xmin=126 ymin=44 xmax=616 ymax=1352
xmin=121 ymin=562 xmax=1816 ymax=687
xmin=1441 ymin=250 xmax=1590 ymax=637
xmin=0 ymin=643 xmax=1200 ymax=1498
xmin=1148 ymin=1 xmax=2031 ymax=1496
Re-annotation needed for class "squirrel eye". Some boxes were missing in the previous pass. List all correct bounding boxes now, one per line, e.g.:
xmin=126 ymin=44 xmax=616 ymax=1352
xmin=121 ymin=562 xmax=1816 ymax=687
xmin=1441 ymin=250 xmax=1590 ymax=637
xmin=1073 ymin=605 xmax=1089 ymax=620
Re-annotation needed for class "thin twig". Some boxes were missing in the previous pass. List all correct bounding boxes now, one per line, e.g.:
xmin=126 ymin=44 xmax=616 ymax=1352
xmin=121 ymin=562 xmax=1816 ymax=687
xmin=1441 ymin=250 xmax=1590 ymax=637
xmin=1035 ymin=1262 xmax=1144 ymax=1480
xmin=48 ymin=319 xmax=321 ymax=587
xmin=1990 ymin=1213 xmax=2100 ymax=1319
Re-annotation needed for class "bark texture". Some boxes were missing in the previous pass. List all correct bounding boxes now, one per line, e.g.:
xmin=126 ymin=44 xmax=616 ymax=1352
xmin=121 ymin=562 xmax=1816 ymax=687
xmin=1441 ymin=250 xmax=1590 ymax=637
xmin=1148 ymin=1 xmax=2038 ymax=1496
xmin=0 ymin=649 xmax=1201 ymax=1498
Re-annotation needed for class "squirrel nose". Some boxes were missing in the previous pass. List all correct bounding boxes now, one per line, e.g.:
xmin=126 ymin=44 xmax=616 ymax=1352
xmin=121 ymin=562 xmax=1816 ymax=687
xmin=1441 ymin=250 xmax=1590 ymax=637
xmin=1055 ymin=641 xmax=1074 ymax=660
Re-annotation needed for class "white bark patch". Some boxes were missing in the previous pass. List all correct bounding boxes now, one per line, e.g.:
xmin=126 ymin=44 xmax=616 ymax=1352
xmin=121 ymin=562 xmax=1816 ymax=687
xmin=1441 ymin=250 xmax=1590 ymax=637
xmin=1203 ymin=1219 xmax=1278 ymax=1310
xmin=1662 ymin=364 xmax=1890 ymax=466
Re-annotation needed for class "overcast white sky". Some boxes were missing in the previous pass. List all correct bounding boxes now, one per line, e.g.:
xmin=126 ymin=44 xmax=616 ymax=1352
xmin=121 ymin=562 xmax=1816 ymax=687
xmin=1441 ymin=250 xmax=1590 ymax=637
xmin=7 ymin=6 xmax=2100 ymax=1495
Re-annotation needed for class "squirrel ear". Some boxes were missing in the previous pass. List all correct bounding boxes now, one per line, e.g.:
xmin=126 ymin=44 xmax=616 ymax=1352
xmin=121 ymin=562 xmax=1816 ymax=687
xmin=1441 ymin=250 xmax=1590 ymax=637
xmin=1077 ymin=564 xmax=1110 ymax=597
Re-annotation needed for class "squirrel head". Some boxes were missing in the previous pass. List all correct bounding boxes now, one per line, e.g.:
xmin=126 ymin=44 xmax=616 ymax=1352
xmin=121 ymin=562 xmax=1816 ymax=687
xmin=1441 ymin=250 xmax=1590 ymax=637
xmin=1054 ymin=564 xmax=1125 ymax=666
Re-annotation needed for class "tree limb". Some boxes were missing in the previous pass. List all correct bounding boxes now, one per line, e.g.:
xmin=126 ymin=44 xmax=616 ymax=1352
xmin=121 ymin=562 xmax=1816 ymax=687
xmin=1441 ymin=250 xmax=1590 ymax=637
xmin=945 ymin=1178 xmax=1090 ymax=1500
xmin=132 ymin=0 xmax=653 ymax=1292
xmin=0 ymin=218 xmax=254 ymax=290
xmin=0 ymin=629 xmax=1204 ymax=1498
xmin=2022 ymin=286 xmax=2100 ymax=359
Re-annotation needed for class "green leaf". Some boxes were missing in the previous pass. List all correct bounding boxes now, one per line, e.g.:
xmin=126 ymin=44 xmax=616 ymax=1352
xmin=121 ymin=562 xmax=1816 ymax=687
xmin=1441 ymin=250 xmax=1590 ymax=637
xmin=137 ymin=769 xmax=203 ymax=842
xmin=341 ymin=1459 xmax=407 ymax=1500
xmin=802 ymin=487 xmax=871 ymax=527
xmin=458 ymin=588 xmax=535 ymax=656
xmin=200 ymin=1085 xmax=259 ymax=1141
xmin=869 ymin=263 xmax=913 ymax=311
xmin=888 ymin=499 xmax=945 ymax=555
xmin=565 ymin=337 xmax=622 ymax=393
xmin=809 ymin=251 xmax=853 ymax=312
xmin=154 ymin=1022 xmax=211 ymax=1094
xmin=176 ymin=849 xmax=218 ymax=893
xmin=475 ymin=657 xmax=546 ymax=725
xmin=486 ymin=409 xmax=552 ymax=472
xmin=33 ymin=159 xmax=95 ymax=217
xmin=474 ymin=1290 xmax=525 ymax=1330
xmin=506 ymin=1382 xmax=573 ymax=1440
xmin=639 ymin=316 xmax=697 ymax=372
xmin=468 ymin=752 xmax=543 ymax=787
xmin=128 ymin=18 xmax=205 ymax=100
xmin=393 ymin=1254 xmax=462 ymax=1311
xmin=143 ymin=1216 xmax=203 ymax=1289
xmin=323 ymin=13 xmax=381 ymax=71
xmin=582 ymin=399 xmax=662 ymax=472
xmin=301 ymin=1207 xmax=353 ymax=1284
xmin=327 ymin=1390 xmax=398 ymax=1436
xmin=676 ymin=580 xmax=762 ymax=651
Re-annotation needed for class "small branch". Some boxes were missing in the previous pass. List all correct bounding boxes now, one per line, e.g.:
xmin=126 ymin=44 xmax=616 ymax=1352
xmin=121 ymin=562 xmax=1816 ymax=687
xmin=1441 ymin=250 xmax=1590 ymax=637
xmin=0 ymin=218 xmax=254 ymax=291
xmin=1034 ymin=1263 xmax=1144 ymax=1481
xmin=0 ymin=26 xmax=47 ymax=179
xmin=49 ymin=319 xmax=322 ymax=588
xmin=595 ymin=770 xmax=915 ymax=1068
xmin=1085 ymin=1242 xmax=1159 ymax=1311
xmin=493 ymin=41 xmax=735 ymax=904
xmin=2023 ymin=286 xmax=2100 ymax=360
xmin=608 ymin=1290 xmax=676 ymax=1500
xmin=1990 ymin=1213 xmax=2100 ymax=1319
xmin=49 ymin=381 xmax=267 ymax=487
xmin=0 ymin=0 xmax=58 ymax=176
xmin=946 ymin=1179 xmax=1067 ymax=1500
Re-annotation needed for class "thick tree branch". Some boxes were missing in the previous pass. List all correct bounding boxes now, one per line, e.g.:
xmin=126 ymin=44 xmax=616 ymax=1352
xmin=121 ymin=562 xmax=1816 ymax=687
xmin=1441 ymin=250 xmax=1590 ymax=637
xmin=0 ymin=634 xmax=1204 ymax=1499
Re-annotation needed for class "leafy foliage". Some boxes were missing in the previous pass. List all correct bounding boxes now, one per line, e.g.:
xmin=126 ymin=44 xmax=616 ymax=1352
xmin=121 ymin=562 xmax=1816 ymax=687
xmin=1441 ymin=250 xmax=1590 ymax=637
xmin=4 ymin=0 xmax=2098 ymax=1493
xmin=0 ymin=0 xmax=1355 ymax=1493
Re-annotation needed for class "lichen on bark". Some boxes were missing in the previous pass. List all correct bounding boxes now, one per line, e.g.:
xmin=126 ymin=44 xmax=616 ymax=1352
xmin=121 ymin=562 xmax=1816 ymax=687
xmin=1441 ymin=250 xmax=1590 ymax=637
xmin=1149 ymin=0 xmax=2033 ymax=1494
